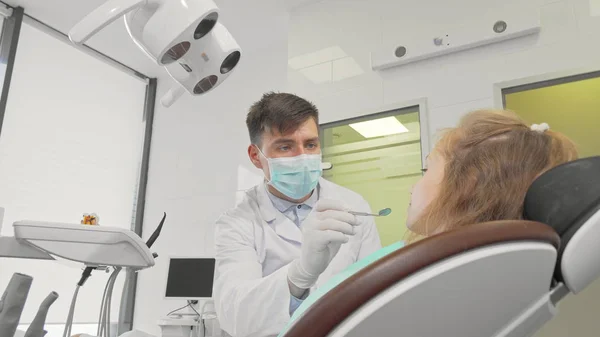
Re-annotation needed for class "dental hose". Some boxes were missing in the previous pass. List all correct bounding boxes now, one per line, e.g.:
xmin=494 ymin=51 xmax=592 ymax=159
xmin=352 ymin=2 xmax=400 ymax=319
xmin=62 ymin=213 xmax=165 ymax=337
xmin=62 ymin=286 xmax=80 ymax=337
xmin=97 ymin=267 xmax=121 ymax=337
xmin=97 ymin=273 xmax=111 ymax=337
xmin=62 ymin=265 xmax=98 ymax=337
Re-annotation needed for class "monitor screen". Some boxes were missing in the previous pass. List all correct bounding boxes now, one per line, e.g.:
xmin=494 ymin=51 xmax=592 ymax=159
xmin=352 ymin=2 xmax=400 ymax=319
xmin=165 ymin=257 xmax=216 ymax=299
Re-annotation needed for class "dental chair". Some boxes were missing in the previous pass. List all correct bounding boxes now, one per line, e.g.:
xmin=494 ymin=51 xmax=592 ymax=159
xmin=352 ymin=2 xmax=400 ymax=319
xmin=281 ymin=156 xmax=600 ymax=337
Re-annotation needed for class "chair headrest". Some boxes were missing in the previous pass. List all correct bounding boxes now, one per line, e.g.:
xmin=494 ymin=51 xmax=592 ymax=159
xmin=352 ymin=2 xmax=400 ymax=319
xmin=524 ymin=156 xmax=600 ymax=239
xmin=524 ymin=156 xmax=600 ymax=292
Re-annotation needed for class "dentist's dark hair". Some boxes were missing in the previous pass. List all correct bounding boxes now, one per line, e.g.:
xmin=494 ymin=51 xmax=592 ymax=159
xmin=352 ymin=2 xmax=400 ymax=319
xmin=246 ymin=92 xmax=319 ymax=146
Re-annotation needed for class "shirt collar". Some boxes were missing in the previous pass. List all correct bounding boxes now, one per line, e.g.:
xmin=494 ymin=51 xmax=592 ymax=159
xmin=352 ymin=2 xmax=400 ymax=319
xmin=266 ymin=185 xmax=319 ymax=213
xmin=256 ymin=183 xmax=318 ymax=222
xmin=257 ymin=179 xmax=326 ymax=222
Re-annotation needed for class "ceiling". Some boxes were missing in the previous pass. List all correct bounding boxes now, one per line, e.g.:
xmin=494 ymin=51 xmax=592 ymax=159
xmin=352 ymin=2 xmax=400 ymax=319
xmin=1 ymin=0 xmax=300 ymax=79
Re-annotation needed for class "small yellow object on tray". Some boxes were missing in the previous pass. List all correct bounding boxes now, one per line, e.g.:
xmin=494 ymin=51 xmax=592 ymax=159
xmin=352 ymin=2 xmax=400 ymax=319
xmin=81 ymin=213 xmax=99 ymax=225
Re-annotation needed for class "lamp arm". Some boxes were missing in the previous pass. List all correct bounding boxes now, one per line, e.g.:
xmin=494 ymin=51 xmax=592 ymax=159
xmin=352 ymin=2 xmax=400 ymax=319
xmin=68 ymin=0 xmax=147 ymax=44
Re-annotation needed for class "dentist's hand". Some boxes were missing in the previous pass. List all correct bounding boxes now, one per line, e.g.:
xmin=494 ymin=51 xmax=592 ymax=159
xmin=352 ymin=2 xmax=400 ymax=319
xmin=288 ymin=199 xmax=360 ymax=291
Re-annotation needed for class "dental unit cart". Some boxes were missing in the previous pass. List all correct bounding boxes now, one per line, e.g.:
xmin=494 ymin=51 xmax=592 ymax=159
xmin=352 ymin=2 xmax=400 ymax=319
xmin=0 ymin=211 xmax=166 ymax=337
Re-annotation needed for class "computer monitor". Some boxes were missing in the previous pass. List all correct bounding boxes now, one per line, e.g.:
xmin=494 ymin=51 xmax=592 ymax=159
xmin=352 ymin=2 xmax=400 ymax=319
xmin=164 ymin=257 xmax=216 ymax=300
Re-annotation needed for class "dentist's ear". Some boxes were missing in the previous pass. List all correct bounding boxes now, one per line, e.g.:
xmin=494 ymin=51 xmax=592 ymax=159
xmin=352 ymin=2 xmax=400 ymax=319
xmin=248 ymin=145 xmax=264 ymax=169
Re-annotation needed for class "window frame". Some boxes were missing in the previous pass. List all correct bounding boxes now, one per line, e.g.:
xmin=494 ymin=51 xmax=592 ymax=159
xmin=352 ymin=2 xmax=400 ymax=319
xmin=493 ymin=67 xmax=600 ymax=109
xmin=318 ymin=98 xmax=430 ymax=171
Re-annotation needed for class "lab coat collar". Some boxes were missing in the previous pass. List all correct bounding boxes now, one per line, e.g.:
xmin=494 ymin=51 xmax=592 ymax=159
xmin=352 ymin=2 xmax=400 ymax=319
xmin=257 ymin=183 xmax=280 ymax=223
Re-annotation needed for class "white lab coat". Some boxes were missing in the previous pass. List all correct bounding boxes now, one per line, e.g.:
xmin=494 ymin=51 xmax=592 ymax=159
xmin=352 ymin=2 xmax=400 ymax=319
xmin=213 ymin=178 xmax=382 ymax=337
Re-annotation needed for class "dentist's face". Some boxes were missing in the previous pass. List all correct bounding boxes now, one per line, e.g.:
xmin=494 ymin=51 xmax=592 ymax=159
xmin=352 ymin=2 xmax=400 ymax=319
xmin=407 ymin=153 xmax=445 ymax=231
xmin=248 ymin=118 xmax=321 ymax=181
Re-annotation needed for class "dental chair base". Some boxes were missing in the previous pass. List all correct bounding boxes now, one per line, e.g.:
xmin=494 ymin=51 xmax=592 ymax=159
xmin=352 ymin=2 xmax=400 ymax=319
xmin=493 ymin=283 xmax=569 ymax=337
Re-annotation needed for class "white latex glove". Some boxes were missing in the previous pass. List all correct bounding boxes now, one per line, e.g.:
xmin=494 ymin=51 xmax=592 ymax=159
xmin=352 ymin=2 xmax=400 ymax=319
xmin=288 ymin=199 xmax=360 ymax=290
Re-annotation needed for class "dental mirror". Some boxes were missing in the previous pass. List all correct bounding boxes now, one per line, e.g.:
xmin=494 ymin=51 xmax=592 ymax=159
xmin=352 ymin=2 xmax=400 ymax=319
xmin=348 ymin=208 xmax=392 ymax=217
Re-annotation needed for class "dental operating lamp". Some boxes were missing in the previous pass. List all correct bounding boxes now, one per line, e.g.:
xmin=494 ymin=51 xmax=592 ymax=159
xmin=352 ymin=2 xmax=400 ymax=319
xmin=68 ymin=0 xmax=242 ymax=108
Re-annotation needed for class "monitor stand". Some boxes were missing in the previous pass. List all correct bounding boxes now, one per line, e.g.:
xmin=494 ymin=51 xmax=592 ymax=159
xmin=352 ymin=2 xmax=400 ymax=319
xmin=185 ymin=300 xmax=201 ymax=316
xmin=167 ymin=300 xmax=200 ymax=318
xmin=159 ymin=300 xmax=204 ymax=337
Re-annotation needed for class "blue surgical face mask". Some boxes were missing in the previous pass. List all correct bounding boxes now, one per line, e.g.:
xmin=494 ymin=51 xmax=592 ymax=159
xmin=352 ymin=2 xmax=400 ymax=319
xmin=257 ymin=147 xmax=323 ymax=200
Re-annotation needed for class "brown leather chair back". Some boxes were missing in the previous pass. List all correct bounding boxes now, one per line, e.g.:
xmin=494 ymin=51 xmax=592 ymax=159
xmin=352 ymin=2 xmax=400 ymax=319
xmin=283 ymin=220 xmax=559 ymax=337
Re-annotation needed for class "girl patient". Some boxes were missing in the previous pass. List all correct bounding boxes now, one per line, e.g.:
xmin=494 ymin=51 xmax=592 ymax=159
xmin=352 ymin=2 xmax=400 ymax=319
xmin=280 ymin=109 xmax=578 ymax=332
xmin=407 ymin=108 xmax=577 ymax=238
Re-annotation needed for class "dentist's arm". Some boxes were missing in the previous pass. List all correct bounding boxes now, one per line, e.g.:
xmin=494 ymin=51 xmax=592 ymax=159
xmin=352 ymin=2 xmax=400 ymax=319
xmin=214 ymin=199 xmax=359 ymax=336
xmin=287 ymin=199 xmax=360 ymax=290
xmin=214 ymin=213 xmax=293 ymax=337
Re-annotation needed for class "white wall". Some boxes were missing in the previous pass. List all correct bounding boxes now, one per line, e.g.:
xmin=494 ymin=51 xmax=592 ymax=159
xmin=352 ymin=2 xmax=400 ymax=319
xmin=132 ymin=1 xmax=290 ymax=334
xmin=0 ymin=21 xmax=146 ymax=333
xmin=287 ymin=0 xmax=600 ymax=136
xmin=287 ymin=0 xmax=600 ymax=336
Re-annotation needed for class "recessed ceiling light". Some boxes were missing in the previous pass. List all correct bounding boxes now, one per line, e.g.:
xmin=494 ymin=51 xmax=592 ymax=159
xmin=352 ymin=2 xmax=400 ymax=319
xmin=332 ymin=57 xmax=363 ymax=81
xmin=288 ymin=46 xmax=346 ymax=70
xmin=349 ymin=117 xmax=409 ymax=138
xmin=298 ymin=62 xmax=331 ymax=83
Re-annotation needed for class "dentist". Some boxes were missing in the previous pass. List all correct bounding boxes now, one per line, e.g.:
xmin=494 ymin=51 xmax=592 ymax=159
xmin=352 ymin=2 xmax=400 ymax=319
xmin=213 ymin=92 xmax=381 ymax=337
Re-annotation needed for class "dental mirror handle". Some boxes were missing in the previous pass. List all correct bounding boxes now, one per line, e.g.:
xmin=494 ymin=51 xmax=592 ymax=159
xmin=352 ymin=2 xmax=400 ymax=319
xmin=348 ymin=211 xmax=378 ymax=216
xmin=348 ymin=208 xmax=392 ymax=217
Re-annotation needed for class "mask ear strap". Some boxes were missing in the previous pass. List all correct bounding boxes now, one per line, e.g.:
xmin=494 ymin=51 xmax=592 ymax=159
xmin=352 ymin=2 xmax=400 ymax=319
xmin=255 ymin=145 xmax=268 ymax=159
xmin=254 ymin=145 xmax=273 ymax=184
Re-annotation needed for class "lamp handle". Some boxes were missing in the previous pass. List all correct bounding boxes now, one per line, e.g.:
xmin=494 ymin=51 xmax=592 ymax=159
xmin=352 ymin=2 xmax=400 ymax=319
xmin=160 ymin=85 xmax=185 ymax=108
xmin=68 ymin=0 xmax=147 ymax=44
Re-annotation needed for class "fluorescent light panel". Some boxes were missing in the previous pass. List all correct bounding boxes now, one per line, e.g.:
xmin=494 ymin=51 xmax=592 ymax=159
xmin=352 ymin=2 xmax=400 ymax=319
xmin=349 ymin=117 xmax=409 ymax=138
